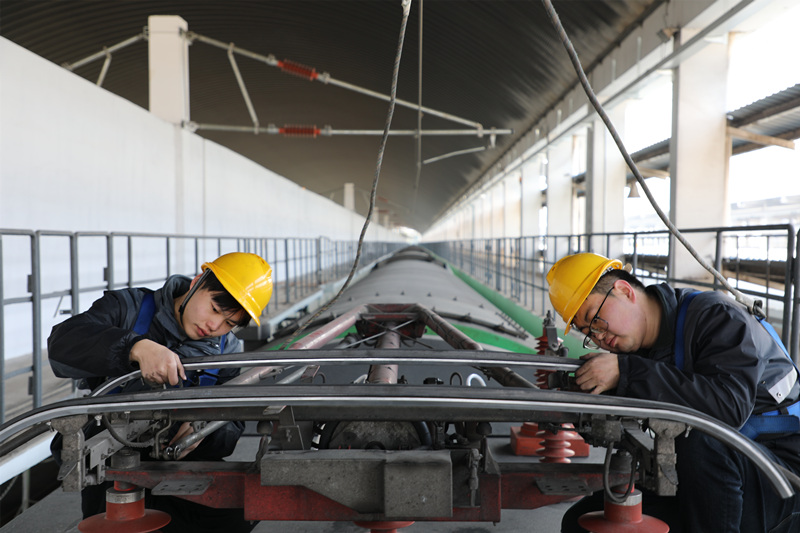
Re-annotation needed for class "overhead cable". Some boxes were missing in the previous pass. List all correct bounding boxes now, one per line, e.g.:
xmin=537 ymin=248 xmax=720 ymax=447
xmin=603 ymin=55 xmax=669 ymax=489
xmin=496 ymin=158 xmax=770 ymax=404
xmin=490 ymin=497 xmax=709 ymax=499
xmin=279 ymin=0 xmax=413 ymax=350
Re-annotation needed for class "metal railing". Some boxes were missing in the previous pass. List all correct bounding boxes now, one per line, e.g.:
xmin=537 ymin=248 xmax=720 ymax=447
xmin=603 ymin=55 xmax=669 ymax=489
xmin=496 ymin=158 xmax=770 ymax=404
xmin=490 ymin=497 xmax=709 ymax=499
xmin=0 ymin=229 xmax=402 ymax=423
xmin=427 ymin=223 xmax=799 ymax=361
xmin=6 ymin=224 xmax=798 ymax=424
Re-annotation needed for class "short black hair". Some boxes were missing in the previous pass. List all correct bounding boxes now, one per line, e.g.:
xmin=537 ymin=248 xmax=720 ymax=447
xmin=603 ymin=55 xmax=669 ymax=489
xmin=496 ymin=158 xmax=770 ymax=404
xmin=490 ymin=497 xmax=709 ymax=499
xmin=592 ymin=268 xmax=646 ymax=296
xmin=198 ymin=271 xmax=252 ymax=328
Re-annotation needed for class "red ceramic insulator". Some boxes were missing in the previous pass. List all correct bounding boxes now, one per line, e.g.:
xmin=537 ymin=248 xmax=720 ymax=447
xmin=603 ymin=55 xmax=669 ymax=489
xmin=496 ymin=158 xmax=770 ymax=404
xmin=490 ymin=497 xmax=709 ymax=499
xmin=578 ymin=489 xmax=670 ymax=532
xmin=535 ymin=368 xmax=553 ymax=389
xmin=535 ymin=334 xmax=548 ymax=354
xmin=561 ymin=423 xmax=591 ymax=457
xmin=78 ymin=483 xmax=171 ymax=533
xmin=280 ymin=125 xmax=321 ymax=138
xmin=353 ymin=520 xmax=415 ymax=533
xmin=536 ymin=427 xmax=576 ymax=463
xmin=277 ymin=59 xmax=319 ymax=80
xmin=510 ymin=422 xmax=541 ymax=455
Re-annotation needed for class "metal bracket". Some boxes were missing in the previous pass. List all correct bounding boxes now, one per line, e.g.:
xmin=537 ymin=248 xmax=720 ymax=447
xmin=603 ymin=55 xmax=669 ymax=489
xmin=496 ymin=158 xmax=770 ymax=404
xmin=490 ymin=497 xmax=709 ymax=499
xmin=265 ymin=405 xmax=305 ymax=450
xmin=52 ymin=415 xmax=89 ymax=492
xmin=648 ymin=419 xmax=686 ymax=496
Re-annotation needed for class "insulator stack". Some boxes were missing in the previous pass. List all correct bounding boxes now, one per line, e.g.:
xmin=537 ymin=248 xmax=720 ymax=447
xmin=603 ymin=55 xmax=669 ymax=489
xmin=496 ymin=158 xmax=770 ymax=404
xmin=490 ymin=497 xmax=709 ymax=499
xmin=78 ymin=482 xmax=171 ymax=533
xmin=277 ymin=59 xmax=318 ymax=80
xmin=535 ymin=333 xmax=555 ymax=388
xmin=578 ymin=487 xmax=670 ymax=532
xmin=280 ymin=125 xmax=321 ymax=138
xmin=536 ymin=427 xmax=576 ymax=463
xmin=510 ymin=422 xmax=540 ymax=455
xmin=535 ymin=334 xmax=548 ymax=354
xmin=535 ymin=368 xmax=553 ymax=389
xmin=561 ymin=423 xmax=591 ymax=457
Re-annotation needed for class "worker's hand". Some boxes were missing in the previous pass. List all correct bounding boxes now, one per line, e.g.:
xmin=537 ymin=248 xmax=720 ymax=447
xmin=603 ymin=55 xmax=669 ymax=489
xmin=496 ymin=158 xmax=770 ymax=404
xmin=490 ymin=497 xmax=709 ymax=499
xmin=168 ymin=422 xmax=203 ymax=460
xmin=129 ymin=338 xmax=186 ymax=386
xmin=574 ymin=352 xmax=619 ymax=394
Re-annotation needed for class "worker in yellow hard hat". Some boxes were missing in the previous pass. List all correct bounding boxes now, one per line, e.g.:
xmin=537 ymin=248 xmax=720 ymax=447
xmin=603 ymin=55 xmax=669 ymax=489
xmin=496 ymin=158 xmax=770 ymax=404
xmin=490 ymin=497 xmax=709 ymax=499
xmin=47 ymin=251 xmax=271 ymax=532
xmin=547 ymin=252 xmax=800 ymax=533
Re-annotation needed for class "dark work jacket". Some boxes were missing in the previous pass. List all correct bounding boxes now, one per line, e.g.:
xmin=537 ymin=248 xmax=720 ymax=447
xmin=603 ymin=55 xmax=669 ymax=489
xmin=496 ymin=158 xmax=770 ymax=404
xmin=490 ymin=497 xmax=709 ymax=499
xmin=47 ymin=275 xmax=244 ymax=460
xmin=616 ymin=284 xmax=800 ymax=468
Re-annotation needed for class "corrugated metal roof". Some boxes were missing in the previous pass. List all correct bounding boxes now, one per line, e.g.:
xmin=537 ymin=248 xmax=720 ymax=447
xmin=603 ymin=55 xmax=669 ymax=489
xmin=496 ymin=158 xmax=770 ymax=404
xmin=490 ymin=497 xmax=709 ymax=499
xmin=627 ymin=85 xmax=800 ymax=175
xmin=0 ymin=0 xmax=662 ymax=231
xmin=728 ymin=84 xmax=800 ymax=154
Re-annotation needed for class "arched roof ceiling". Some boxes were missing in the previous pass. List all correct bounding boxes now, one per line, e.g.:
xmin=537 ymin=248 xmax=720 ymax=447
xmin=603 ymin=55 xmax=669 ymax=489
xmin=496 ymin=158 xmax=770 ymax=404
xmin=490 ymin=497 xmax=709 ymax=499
xmin=0 ymin=0 xmax=662 ymax=232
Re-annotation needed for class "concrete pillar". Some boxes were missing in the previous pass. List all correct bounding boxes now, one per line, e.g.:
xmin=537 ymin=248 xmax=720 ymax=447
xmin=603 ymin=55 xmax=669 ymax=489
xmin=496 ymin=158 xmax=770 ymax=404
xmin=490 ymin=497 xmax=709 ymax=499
xmin=343 ymin=183 xmax=355 ymax=211
xmin=546 ymin=142 xmax=575 ymax=235
xmin=499 ymin=180 xmax=508 ymax=238
xmin=587 ymin=110 xmax=627 ymax=259
xmin=148 ymin=16 xmax=190 ymax=124
xmin=470 ymin=203 xmax=477 ymax=240
xmin=521 ymin=159 xmax=542 ymax=240
xmin=669 ymin=29 xmax=729 ymax=281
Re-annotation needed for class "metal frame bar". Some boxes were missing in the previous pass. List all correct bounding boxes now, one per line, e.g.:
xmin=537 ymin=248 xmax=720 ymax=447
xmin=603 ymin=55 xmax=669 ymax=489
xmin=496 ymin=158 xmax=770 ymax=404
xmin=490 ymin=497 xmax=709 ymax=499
xmin=426 ymin=223 xmax=799 ymax=360
xmin=0 ymin=229 xmax=403 ymax=423
xmin=0 ymin=383 xmax=793 ymax=498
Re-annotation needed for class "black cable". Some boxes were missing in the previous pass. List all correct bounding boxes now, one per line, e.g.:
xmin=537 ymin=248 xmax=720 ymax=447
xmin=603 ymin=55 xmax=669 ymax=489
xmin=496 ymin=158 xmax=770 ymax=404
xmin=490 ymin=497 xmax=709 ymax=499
xmin=278 ymin=0 xmax=413 ymax=350
xmin=602 ymin=445 xmax=637 ymax=504
xmin=101 ymin=414 xmax=152 ymax=449
xmin=0 ymin=475 xmax=18 ymax=502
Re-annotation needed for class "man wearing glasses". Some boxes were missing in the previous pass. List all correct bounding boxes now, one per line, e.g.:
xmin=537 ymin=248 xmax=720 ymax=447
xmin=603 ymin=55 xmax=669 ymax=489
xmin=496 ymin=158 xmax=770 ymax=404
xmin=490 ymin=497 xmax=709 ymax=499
xmin=547 ymin=252 xmax=800 ymax=532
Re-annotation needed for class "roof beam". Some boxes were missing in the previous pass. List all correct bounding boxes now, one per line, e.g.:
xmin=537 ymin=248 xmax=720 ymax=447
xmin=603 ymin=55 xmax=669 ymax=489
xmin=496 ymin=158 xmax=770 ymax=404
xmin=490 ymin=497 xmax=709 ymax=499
xmin=727 ymin=126 xmax=796 ymax=150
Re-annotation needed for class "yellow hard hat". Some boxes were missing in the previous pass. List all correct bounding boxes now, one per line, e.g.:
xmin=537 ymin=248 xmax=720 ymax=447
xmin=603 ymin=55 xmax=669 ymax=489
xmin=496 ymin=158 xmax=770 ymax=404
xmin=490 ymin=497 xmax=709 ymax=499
xmin=546 ymin=253 xmax=622 ymax=333
xmin=202 ymin=252 xmax=273 ymax=326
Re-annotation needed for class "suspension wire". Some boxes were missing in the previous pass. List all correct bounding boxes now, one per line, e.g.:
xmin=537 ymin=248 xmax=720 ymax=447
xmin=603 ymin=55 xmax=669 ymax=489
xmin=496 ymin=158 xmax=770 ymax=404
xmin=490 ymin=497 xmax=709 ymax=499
xmin=279 ymin=0 xmax=413 ymax=350
xmin=540 ymin=0 xmax=760 ymax=316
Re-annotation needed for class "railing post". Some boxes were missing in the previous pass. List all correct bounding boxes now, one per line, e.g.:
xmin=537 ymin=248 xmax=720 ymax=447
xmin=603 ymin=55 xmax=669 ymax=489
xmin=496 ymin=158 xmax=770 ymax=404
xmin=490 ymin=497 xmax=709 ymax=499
xmin=781 ymin=227 xmax=794 ymax=352
xmin=284 ymin=239 xmax=290 ymax=304
xmin=713 ymin=230 xmax=723 ymax=292
xmin=106 ymin=234 xmax=115 ymax=290
xmin=316 ymin=237 xmax=322 ymax=286
xmin=787 ymin=229 xmax=800 ymax=363
xmin=0 ymin=234 xmax=5 ymax=423
xmin=127 ymin=235 xmax=134 ymax=289
xmin=496 ymin=238 xmax=502 ymax=292
xmin=293 ymin=239 xmax=298 ymax=301
xmin=166 ymin=237 xmax=172 ymax=277
xmin=30 ymin=232 xmax=42 ymax=408
xmin=70 ymin=233 xmax=80 ymax=315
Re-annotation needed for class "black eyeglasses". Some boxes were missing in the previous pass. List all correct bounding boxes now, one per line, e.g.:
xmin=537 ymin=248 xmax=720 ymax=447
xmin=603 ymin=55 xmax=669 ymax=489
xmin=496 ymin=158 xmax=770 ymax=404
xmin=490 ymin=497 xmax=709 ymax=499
xmin=576 ymin=286 xmax=614 ymax=349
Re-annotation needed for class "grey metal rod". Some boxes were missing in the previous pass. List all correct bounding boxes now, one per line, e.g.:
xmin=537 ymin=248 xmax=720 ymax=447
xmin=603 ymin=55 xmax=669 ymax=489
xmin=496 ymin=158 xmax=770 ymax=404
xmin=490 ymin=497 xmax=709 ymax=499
xmin=187 ymin=31 xmax=483 ymax=129
xmin=227 ymin=45 xmax=260 ymax=130
xmin=2 ymin=386 xmax=793 ymax=498
xmin=188 ymin=122 xmax=511 ymax=137
xmin=63 ymin=34 xmax=146 ymax=72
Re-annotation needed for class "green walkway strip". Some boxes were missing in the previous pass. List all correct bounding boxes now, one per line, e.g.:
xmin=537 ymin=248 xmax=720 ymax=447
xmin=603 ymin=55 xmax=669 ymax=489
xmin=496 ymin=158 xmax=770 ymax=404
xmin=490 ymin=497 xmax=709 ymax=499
xmin=446 ymin=264 xmax=587 ymax=358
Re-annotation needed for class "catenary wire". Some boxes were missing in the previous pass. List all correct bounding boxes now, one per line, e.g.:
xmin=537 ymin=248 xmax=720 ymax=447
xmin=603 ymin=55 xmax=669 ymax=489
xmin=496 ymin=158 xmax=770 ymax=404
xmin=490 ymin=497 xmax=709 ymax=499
xmin=278 ymin=0 xmax=413 ymax=349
